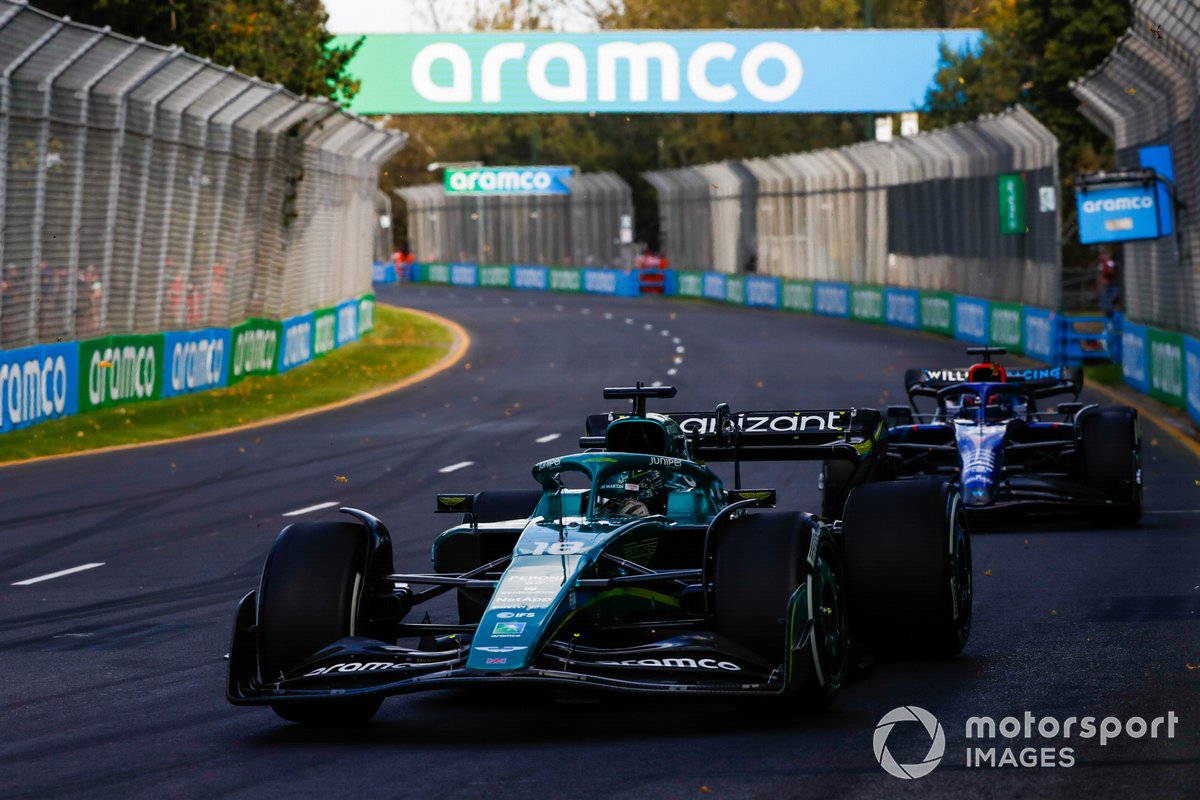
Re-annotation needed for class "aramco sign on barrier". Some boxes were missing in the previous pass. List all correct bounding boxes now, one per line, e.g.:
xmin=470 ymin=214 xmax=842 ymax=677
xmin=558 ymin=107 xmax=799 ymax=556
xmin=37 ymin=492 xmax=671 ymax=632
xmin=335 ymin=30 xmax=982 ymax=114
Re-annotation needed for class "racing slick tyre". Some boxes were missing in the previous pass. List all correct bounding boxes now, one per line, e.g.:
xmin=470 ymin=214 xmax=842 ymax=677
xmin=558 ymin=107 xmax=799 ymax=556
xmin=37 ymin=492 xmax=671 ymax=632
xmin=713 ymin=512 xmax=848 ymax=712
xmin=471 ymin=490 xmax=543 ymax=523
xmin=820 ymin=459 xmax=855 ymax=519
xmin=258 ymin=521 xmax=383 ymax=725
xmin=841 ymin=480 xmax=971 ymax=658
xmin=1078 ymin=406 xmax=1142 ymax=526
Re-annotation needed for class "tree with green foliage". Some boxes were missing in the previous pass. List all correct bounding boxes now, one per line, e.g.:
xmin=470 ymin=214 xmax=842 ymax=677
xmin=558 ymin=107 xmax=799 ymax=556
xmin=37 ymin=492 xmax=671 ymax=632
xmin=35 ymin=0 xmax=361 ymax=103
xmin=924 ymin=0 xmax=1132 ymax=270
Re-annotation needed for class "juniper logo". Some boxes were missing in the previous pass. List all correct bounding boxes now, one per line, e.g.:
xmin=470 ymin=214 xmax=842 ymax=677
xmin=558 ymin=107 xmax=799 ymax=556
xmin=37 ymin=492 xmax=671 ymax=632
xmin=874 ymin=706 xmax=946 ymax=779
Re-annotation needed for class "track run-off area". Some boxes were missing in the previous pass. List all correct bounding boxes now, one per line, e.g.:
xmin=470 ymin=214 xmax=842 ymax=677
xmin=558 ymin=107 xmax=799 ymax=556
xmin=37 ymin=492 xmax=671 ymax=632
xmin=1 ymin=284 xmax=1197 ymax=799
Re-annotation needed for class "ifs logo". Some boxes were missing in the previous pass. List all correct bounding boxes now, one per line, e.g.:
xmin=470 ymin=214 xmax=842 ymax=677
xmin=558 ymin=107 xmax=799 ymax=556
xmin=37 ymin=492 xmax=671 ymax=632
xmin=874 ymin=706 xmax=945 ymax=779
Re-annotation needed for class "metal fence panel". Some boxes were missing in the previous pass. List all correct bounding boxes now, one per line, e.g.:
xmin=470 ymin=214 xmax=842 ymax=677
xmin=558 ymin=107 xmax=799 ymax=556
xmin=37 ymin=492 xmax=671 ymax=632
xmin=644 ymin=106 xmax=1060 ymax=308
xmin=0 ymin=0 xmax=404 ymax=350
xmin=1072 ymin=0 xmax=1200 ymax=336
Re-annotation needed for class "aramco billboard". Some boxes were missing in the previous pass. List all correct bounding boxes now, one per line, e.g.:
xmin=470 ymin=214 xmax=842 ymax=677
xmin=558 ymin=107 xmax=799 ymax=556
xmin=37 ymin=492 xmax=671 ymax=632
xmin=333 ymin=30 xmax=982 ymax=115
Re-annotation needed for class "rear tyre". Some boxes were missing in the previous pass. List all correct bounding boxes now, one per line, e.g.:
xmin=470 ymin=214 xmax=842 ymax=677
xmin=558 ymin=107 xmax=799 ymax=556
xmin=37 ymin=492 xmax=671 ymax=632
xmin=841 ymin=480 xmax=971 ymax=657
xmin=1078 ymin=406 xmax=1142 ymax=526
xmin=258 ymin=521 xmax=383 ymax=725
xmin=713 ymin=512 xmax=848 ymax=712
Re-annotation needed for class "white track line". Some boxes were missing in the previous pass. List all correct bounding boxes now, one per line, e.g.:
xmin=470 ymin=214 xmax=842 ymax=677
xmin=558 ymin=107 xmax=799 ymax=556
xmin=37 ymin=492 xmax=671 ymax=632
xmin=535 ymin=433 xmax=561 ymax=443
xmin=282 ymin=501 xmax=340 ymax=517
xmin=13 ymin=563 xmax=105 ymax=586
xmin=439 ymin=461 xmax=475 ymax=473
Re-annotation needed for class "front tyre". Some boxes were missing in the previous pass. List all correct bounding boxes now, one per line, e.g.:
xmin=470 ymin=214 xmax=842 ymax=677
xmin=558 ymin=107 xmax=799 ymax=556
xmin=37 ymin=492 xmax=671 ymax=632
xmin=841 ymin=480 xmax=971 ymax=657
xmin=257 ymin=520 xmax=383 ymax=725
xmin=713 ymin=511 xmax=848 ymax=712
xmin=1078 ymin=406 xmax=1142 ymax=526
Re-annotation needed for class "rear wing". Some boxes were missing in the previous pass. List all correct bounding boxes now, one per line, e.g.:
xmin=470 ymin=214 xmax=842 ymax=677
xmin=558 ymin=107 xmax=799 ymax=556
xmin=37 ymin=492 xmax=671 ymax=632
xmin=583 ymin=408 xmax=884 ymax=463
xmin=905 ymin=366 xmax=1083 ymax=401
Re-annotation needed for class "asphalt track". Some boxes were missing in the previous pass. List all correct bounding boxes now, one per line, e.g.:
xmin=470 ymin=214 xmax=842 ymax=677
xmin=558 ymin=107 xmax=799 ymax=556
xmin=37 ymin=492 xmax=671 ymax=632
xmin=1 ymin=284 xmax=1197 ymax=799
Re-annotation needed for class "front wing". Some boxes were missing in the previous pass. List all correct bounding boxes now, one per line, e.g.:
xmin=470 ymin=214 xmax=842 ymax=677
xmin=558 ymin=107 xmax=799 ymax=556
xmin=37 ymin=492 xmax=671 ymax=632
xmin=227 ymin=591 xmax=812 ymax=705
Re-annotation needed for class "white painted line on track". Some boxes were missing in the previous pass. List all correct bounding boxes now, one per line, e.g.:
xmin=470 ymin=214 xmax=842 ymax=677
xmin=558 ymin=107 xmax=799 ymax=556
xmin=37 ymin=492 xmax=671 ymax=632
xmin=13 ymin=563 xmax=105 ymax=586
xmin=675 ymin=346 xmax=686 ymax=354
xmin=536 ymin=433 xmax=561 ymax=444
xmin=667 ymin=368 xmax=678 ymax=376
xmin=643 ymin=323 xmax=654 ymax=330
xmin=672 ymin=337 xmax=681 ymax=344
xmin=660 ymin=330 xmax=670 ymax=336
xmin=651 ymin=380 xmax=663 ymax=387
xmin=673 ymin=356 xmax=684 ymax=365
xmin=624 ymin=318 xmax=634 ymax=325
xmin=439 ymin=461 xmax=475 ymax=473
xmin=282 ymin=501 xmax=340 ymax=517
xmin=603 ymin=312 xmax=613 ymax=320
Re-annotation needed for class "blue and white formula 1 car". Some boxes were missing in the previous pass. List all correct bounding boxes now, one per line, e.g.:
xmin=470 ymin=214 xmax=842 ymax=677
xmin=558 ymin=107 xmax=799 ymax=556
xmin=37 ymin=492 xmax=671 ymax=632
xmin=822 ymin=348 xmax=1142 ymax=524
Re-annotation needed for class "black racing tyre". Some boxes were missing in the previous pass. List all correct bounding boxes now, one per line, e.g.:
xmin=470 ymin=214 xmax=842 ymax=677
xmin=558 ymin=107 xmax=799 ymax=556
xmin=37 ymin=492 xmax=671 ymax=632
xmin=1078 ymin=406 xmax=1142 ymax=525
xmin=841 ymin=480 xmax=971 ymax=657
xmin=258 ymin=520 xmax=382 ymax=725
xmin=820 ymin=459 xmax=856 ymax=519
xmin=472 ymin=490 xmax=543 ymax=523
xmin=713 ymin=512 xmax=848 ymax=711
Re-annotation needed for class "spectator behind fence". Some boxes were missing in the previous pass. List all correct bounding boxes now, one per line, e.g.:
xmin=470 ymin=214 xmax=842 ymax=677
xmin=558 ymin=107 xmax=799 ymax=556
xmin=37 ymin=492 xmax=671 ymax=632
xmin=1097 ymin=252 xmax=1121 ymax=318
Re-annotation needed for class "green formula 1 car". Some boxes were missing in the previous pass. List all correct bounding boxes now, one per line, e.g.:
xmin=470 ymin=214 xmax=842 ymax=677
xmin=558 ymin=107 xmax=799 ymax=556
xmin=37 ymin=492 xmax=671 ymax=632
xmin=228 ymin=385 xmax=971 ymax=724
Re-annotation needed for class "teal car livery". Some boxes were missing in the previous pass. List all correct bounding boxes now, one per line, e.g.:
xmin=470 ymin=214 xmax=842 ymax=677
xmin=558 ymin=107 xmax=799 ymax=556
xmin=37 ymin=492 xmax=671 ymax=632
xmin=228 ymin=385 xmax=971 ymax=725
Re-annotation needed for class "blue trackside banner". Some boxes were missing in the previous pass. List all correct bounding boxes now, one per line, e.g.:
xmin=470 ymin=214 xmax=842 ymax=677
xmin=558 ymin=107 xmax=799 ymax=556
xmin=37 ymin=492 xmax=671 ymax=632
xmin=1120 ymin=319 xmax=1149 ymax=394
xmin=744 ymin=276 xmax=781 ymax=308
xmin=702 ymin=272 xmax=726 ymax=301
xmin=813 ymin=282 xmax=850 ymax=318
xmin=335 ymin=300 xmax=360 ymax=347
xmin=513 ymin=265 xmax=549 ymax=291
xmin=582 ymin=268 xmax=638 ymax=296
xmin=953 ymin=296 xmax=989 ymax=344
xmin=884 ymin=288 xmax=920 ymax=329
xmin=372 ymin=261 xmax=398 ymax=284
xmin=450 ymin=263 xmax=479 ymax=287
xmin=1023 ymin=307 xmax=1058 ymax=363
xmin=335 ymin=30 xmax=983 ymax=115
xmin=277 ymin=313 xmax=316 ymax=375
xmin=1185 ymin=335 xmax=1200 ymax=427
xmin=0 ymin=342 xmax=79 ymax=433
xmin=162 ymin=328 xmax=231 ymax=397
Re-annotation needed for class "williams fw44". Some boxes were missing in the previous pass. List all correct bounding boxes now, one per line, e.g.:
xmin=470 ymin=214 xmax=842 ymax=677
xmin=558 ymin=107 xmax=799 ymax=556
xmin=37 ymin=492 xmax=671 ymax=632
xmin=228 ymin=385 xmax=971 ymax=725
xmin=821 ymin=347 xmax=1142 ymax=524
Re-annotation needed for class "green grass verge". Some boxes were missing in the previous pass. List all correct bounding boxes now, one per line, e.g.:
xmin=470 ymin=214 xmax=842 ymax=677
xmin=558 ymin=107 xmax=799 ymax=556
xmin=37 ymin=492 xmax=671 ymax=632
xmin=0 ymin=306 xmax=454 ymax=464
xmin=1084 ymin=362 xmax=1124 ymax=388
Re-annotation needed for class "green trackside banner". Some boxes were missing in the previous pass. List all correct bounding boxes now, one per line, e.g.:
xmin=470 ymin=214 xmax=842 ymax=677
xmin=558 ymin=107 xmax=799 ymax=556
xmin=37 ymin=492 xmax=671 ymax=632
xmin=78 ymin=334 xmax=164 ymax=413
xmin=920 ymin=291 xmax=954 ymax=336
xmin=358 ymin=294 xmax=376 ymax=337
xmin=548 ymin=268 xmax=583 ymax=293
xmin=989 ymin=302 xmax=1024 ymax=353
xmin=331 ymin=30 xmax=982 ymax=115
xmin=1147 ymin=327 xmax=1185 ymax=407
xmin=998 ymin=173 xmax=1027 ymax=235
xmin=313 ymin=308 xmax=337 ymax=359
xmin=229 ymin=318 xmax=282 ymax=385
xmin=676 ymin=271 xmax=704 ymax=298
xmin=479 ymin=264 xmax=514 ymax=288
xmin=851 ymin=286 xmax=885 ymax=324
xmin=424 ymin=263 xmax=451 ymax=284
xmin=782 ymin=280 xmax=814 ymax=313
xmin=725 ymin=276 xmax=745 ymax=305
